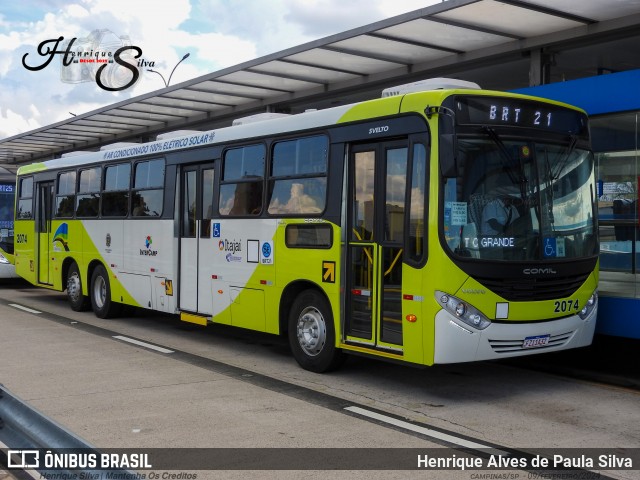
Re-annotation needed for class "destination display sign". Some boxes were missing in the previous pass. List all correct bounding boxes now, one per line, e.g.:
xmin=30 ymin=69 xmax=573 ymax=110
xmin=454 ymin=96 xmax=588 ymax=136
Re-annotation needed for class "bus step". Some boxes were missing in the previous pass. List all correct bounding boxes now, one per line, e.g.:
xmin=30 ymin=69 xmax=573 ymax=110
xmin=180 ymin=312 xmax=208 ymax=326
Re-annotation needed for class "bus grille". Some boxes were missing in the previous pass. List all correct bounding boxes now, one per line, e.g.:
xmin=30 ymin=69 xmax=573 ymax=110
xmin=476 ymin=273 xmax=589 ymax=301
xmin=488 ymin=331 xmax=574 ymax=354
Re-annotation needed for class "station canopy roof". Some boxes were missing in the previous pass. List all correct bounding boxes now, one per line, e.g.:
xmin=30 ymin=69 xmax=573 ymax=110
xmin=2 ymin=0 xmax=640 ymax=166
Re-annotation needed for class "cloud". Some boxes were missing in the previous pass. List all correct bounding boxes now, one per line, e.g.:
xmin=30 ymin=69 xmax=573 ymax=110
xmin=0 ymin=0 xmax=441 ymax=140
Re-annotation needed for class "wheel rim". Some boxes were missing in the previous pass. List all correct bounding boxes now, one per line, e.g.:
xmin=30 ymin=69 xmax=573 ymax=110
xmin=296 ymin=306 xmax=327 ymax=357
xmin=67 ymin=272 xmax=81 ymax=303
xmin=93 ymin=274 xmax=106 ymax=309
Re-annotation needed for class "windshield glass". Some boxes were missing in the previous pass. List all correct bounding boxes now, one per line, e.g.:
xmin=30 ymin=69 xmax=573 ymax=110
xmin=443 ymin=134 xmax=597 ymax=261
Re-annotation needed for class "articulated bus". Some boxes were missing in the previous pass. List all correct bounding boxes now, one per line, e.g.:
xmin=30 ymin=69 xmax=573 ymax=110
xmin=14 ymin=79 xmax=599 ymax=372
xmin=0 ymin=166 xmax=17 ymax=279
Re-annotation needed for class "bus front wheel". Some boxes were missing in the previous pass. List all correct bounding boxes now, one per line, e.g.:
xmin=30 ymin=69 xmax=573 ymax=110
xmin=67 ymin=262 xmax=89 ymax=311
xmin=90 ymin=265 xmax=121 ymax=319
xmin=288 ymin=289 xmax=345 ymax=373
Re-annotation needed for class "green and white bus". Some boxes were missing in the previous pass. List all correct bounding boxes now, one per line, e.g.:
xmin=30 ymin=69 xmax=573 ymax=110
xmin=14 ymin=79 xmax=599 ymax=372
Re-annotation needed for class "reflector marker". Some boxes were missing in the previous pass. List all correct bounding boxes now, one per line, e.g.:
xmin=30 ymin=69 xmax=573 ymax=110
xmin=351 ymin=289 xmax=371 ymax=297
xmin=403 ymin=294 xmax=424 ymax=301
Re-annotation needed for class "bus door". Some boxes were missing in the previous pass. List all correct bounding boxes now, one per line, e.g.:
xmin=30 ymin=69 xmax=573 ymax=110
xmin=345 ymin=141 xmax=408 ymax=349
xmin=179 ymin=164 xmax=215 ymax=314
xmin=36 ymin=181 xmax=54 ymax=285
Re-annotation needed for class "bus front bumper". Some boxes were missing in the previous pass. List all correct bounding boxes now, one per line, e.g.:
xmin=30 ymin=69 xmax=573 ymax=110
xmin=433 ymin=306 xmax=597 ymax=364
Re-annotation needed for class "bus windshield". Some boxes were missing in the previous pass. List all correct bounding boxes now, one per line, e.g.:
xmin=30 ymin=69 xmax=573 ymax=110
xmin=443 ymin=133 xmax=597 ymax=261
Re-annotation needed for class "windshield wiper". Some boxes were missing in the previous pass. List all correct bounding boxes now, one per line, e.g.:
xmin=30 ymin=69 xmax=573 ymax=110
xmin=482 ymin=126 xmax=529 ymax=199
xmin=550 ymin=134 xmax=578 ymax=181
xmin=542 ymin=134 xmax=579 ymax=231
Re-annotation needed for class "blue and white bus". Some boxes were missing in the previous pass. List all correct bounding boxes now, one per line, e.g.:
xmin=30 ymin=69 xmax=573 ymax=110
xmin=0 ymin=166 xmax=17 ymax=279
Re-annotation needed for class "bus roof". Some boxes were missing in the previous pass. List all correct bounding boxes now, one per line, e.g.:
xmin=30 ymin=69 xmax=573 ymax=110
xmin=16 ymin=87 xmax=583 ymax=176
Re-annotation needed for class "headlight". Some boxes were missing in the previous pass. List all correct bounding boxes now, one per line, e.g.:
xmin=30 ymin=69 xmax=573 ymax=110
xmin=436 ymin=291 xmax=491 ymax=330
xmin=578 ymin=291 xmax=598 ymax=320
xmin=0 ymin=252 xmax=9 ymax=264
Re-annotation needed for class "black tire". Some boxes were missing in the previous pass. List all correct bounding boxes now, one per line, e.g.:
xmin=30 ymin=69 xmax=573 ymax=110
xmin=288 ymin=289 xmax=345 ymax=373
xmin=90 ymin=265 xmax=121 ymax=319
xmin=66 ymin=262 xmax=89 ymax=311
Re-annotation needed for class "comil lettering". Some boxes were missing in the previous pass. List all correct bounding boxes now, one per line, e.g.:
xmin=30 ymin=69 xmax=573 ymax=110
xmin=523 ymin=267 xmax=557 ymax=275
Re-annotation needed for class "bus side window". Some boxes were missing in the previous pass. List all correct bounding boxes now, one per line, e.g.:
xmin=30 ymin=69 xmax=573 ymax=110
xmin=219 ymin=144 xmax=265 ymax=216
xmin=55 ymin=171 xmax=76 ymax=218
xmin=132 ymin=159 xmax=164 ymax=217
xmin=267 ymin=135 xmax=328 ymax=215
xmin=18 ymin=177 xmax=34 ymax=219
xmin=200 ymin=168 xmax=214 ymax=237
xmin=407 ymin=143 xmax=427 ymax=262
xmin=76 ymin=167 xmax=101 ymax=217
xmin=102 ymin=163 xmax=130 ymax=217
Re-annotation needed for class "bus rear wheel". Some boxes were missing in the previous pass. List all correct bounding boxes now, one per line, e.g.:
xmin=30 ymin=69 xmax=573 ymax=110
xmin=288 ymin=289 xmax=345 ymax=373
xmin=67 ymin=262 xmax=89 ymax=311
xmin=90 ymin=265 xmax=121 ymax=319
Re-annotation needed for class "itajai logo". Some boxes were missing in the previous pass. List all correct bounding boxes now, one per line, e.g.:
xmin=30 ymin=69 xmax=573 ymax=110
xmin=21 ymin=29 xmax=154 ymax=92
xmin=218 ymin=239 xmax=241 ymax=254
xmin=52 ymin=223 xmax=70 ymax=252
xmin=140 ymin=235 xmax=158 ymax=256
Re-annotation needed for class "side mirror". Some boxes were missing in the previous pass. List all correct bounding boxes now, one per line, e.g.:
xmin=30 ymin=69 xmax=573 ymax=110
xmin=440 ymin=133 xmax=457 ymax=178
xmin=431 ymin=105 xmax=457 ymax=178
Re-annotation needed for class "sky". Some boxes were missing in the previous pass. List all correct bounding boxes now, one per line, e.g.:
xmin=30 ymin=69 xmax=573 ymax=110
xmin=0 ymin=0 xmax=442 ymax=140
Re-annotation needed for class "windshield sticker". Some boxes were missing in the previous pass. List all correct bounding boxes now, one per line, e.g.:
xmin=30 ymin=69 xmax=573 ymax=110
xmin=556 ymin=237 xmax=566 ymax=257
xmin=450 ymin=202 xmax=468 ymax=226
xmin=544 ymin=237 xmax=557 ymax=257
xmin=464 ymin=236 xmax=516 ymax=248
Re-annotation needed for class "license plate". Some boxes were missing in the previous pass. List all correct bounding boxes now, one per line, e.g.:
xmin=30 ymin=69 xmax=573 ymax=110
xmin=523 ymin=334 xmax=550 ymax=348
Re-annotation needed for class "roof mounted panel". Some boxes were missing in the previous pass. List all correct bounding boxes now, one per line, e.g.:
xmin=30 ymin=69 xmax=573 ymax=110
xmin=433 ymin=0 xmax=587 ymax=37
xmin=216 ymin=70 xmax=318 ymax=92
xmin=188 ymin=80 xmax=278 ymax=98
xmin=331 ymin=35 xmax=451 ymax=64
xmin=286 ymin=48 xmax=401 ymax=75
xmin=377 ymin=18 xmax=512 ymax=52
xmin=250 ymin=60 xmax=359 ymax=84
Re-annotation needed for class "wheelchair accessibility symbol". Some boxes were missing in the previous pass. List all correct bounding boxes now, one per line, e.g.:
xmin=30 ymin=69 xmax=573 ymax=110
xmin=544 ymin=237 xmax=556 ymax=258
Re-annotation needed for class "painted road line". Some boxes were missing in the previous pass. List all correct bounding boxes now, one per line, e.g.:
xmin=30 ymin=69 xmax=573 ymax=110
xmin=112 ymin=335 xmax=174 ymax=354
xmin=9 ymin=304 xmax=42 ymax=314
xmin=345 ymin=406 xmax=503 ymax=451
